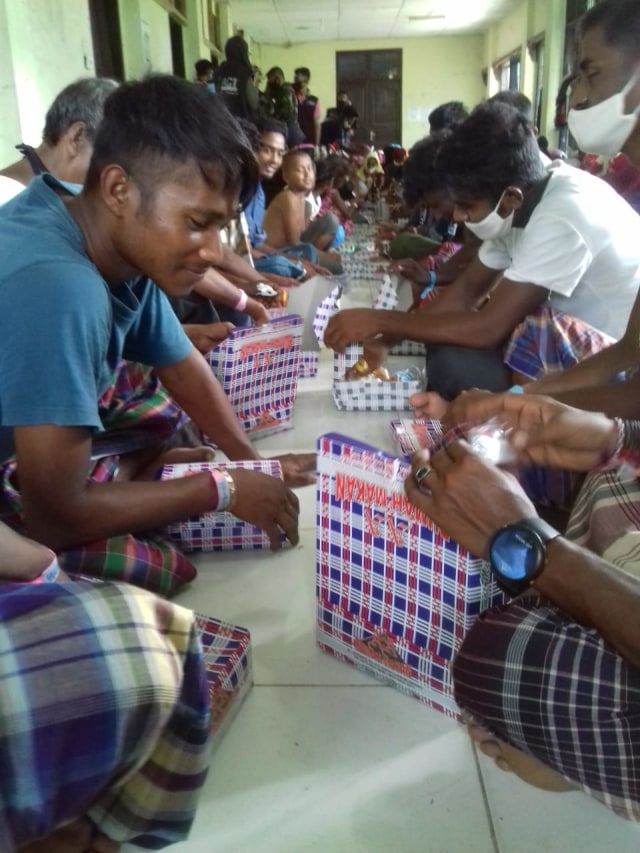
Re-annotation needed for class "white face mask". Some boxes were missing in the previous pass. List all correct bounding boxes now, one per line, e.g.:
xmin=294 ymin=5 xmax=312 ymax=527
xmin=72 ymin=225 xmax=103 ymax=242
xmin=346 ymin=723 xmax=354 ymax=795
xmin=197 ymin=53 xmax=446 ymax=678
xmin=464 ymin=192 xmax=514 ymax=241
xmin=568 ymin=70 xmax=640 ymax=157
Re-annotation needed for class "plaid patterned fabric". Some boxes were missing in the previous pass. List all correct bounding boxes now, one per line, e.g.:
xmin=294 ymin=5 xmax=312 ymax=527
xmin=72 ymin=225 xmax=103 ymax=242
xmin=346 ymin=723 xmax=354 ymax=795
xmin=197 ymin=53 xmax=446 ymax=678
xmin=504 ymin=303 xmax=615 ymax=381
xmin=299 ymin=351 xmax=319 ymax=378
xmin=0 ymin=456 xmax=196 ymax=596
xmin=162 ymin=460 xmax=286 ymax=551
xmin=333 ymin=345 xmax=424 ymax=411
xmin=0 ymin=581 xmax=211 ymax=850
xmin=95 ymin=359 xmax=189 ymax=458
xmin=453 ymin=594 xmax=640 ymax=821
xmin=316 ymin=433 xmax=506 ymax=717
xmin=312 ymin=283 xmax=342 ymax=344
xmin=566 ymin=468 xmax=640 ymax=577
xmin=340 ymin=258 xmax=390 ymax=281
xmin=193 ymin=613 xmax=253 ymax=749
xmin=207 ymin=315 xmax=303 ymax=437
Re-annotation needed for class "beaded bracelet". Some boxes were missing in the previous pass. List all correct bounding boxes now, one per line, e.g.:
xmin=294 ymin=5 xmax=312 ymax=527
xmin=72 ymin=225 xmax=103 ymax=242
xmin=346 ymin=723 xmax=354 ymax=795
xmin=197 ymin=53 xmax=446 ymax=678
xmin=597 ymin=418 xmax=640 ymax=472
xmin=209 ymin=468 xmax=237 ymax=512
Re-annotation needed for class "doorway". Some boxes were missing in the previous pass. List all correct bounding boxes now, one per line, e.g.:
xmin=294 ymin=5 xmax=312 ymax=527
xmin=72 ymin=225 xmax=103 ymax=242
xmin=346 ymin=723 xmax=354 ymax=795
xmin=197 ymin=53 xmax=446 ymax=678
xmin=336 ymin=49 xmax=402 ymax=147
xmin=88 ymin=0 xmax=124 ymax=80
xmin=169 ymin=15 xmax=186 ymax=79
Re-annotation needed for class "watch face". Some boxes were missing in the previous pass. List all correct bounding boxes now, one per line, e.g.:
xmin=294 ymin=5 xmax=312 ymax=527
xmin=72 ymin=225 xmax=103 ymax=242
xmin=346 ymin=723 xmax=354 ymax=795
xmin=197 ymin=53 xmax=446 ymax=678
xmin=490 ymin=527 xmax=544 ymax=581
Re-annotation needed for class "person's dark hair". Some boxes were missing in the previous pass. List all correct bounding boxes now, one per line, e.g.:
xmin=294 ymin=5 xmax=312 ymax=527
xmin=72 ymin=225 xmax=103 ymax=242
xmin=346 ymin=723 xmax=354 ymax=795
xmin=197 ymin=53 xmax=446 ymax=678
xmin=282 ymin=148 xmax=312 ymax=172
xmin=195 ymin=59 xmax=214 ymax=77
xmin=224 ymin=35 xmax=251 ymax=69
xmin=267 ymin=66 xmax=285 ymax=78
xmin=579 ymin=0 xmax=640 ymax=70
xmin=42 ymin=77 xmax=119 ymax=146
xmin=488 ymin=90 xmax=533 ymax=124
xmin=313 ymin=158 xmax=335 ymax=187
xmin=85 ymin=75 xmax=259 ymax=209
xmin=402 ymin=131 xmax=451 ymax=206
xmin=294 ymin=67 xmax=311 ymax=80
xmin=438 ymin=101 xmax=545 ymax=203
xmin=428 ymin=101 xmax=468 ymax=132
xmin=256 ymin=116 xmax=288 ymax=141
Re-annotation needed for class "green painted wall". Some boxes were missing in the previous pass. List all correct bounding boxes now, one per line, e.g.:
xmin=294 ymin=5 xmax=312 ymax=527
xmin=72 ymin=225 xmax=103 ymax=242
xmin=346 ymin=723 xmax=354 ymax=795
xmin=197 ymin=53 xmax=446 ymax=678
xmin=259 ymin=35 xmax=486 ymax=150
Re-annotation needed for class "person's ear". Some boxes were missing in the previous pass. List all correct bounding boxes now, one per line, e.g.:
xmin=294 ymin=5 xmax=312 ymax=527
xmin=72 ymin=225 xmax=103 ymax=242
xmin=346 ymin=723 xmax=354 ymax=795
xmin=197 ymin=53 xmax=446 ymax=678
xmin=100 ymin=165 xmax=137 ymax=218
xmin=62 ymin=121 xmax=87 ymax=158
xmin=500 ymin=186 xmax=524 ymax=214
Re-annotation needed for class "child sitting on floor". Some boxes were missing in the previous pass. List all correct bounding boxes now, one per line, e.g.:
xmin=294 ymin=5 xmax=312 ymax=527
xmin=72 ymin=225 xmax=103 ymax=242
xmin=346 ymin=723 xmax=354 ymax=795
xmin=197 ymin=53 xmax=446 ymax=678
xmin=263 ymin=149 xmax=342 ymax=273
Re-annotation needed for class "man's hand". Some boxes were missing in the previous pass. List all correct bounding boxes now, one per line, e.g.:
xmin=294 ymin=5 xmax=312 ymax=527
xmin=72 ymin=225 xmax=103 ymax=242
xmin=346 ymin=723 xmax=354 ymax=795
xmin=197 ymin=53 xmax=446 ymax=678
xmin=228 ymin=469 xmax=300 ymax=549
xmin=294 ymin=259 xmax=332 ymax=279
xmin=262 ymin=272 xmax=300 ymax=290
xmin=270 ymin=452 xmax=316 ymax=487
xmin=445 ymin=392 xmax=618 ymax=472
xmin=389 ymin=258 xmax=427 ymax=283
xmin=324 ymin=309 xmax=382 ymax=352
xmin=245 ymin=298 xmax=271 ymax=326
xmin=409 ymin=391 xmax=449 ymax=421
xmin=182 ymin=322 xmax=234 ymax=355
xmin=404 ymin=442 xmax=537 ymax=558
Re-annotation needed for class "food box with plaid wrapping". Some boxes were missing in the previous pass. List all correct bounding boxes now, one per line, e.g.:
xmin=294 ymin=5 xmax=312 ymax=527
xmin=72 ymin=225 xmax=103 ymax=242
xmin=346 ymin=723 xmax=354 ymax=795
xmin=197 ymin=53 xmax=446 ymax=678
xmin=162 ymin=460 xmax=286 ymax=551
xmin=195 ymin=613 xmax=252 ymax=750
xmin=371 ymin=275 xmax=427 ymax=358
xmin=332 ymin=344 xmax=424 ymax=411
xmin=390 ymin=418 xmax=444 ymax=459
xmin=207 ymin=315 xmax=303 ymax=437
xmin=315 ymin=432 xmax=506 ymax=719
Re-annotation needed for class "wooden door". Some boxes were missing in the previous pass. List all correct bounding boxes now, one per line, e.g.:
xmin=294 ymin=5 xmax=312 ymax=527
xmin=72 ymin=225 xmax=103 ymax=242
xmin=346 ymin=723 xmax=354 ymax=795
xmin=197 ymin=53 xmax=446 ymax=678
xmin=336 ymin=49 xmax=402 ymax=147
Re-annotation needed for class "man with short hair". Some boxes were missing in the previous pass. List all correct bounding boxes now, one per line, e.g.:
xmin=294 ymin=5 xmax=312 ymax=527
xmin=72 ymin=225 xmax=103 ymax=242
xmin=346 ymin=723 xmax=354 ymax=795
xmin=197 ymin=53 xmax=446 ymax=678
xmin=325 ymin=100 xmax=640 ymax=401
xmin=194 ymin=57 xmax=216 ymax=90
xmin=293 ymin=67 xmax=321 ymax=146
xmin=0 ymin=77 xmax=117 ymax=201
xmin=0 ymin=76 xmax=313 ymax=595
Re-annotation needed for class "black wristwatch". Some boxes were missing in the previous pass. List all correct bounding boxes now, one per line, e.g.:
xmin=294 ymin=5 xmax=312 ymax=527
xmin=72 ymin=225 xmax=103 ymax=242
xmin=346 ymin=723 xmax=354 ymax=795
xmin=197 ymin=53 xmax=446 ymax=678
xmin=488 ymin=517 xmax=561 ymax=597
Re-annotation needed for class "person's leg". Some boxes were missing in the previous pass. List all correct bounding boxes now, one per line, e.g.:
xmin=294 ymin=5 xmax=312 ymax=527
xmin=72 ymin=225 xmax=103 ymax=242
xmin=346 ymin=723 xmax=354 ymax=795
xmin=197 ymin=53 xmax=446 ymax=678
xmin=0 ymin=582 xmax=210 ymax=850
xmin=452 ymin=594 xmax=640 ymax=819
xmin=254 ymin=254 xmax=305 ymax=279
xmin=426 ymin=344 xmax=511 ymax=399
xmin=301 ymin=213 xmax=340 ymax=251
xmin=279 ymin=242 xmax=319 ymax=263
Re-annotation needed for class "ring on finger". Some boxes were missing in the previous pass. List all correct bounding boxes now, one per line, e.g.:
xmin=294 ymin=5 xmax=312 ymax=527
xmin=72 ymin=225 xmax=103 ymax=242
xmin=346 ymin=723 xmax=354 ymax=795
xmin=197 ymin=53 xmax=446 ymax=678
xmin=413 ymin=465 xmax=434 ymax=485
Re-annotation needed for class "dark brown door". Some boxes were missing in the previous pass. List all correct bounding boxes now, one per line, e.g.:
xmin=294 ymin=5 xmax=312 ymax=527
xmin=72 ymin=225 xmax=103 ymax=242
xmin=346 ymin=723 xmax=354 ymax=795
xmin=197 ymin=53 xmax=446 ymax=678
xmin=88 ymin=0 xmax=124 ymax=80
xmin=336 ymin=49 xmax=402 ymax=147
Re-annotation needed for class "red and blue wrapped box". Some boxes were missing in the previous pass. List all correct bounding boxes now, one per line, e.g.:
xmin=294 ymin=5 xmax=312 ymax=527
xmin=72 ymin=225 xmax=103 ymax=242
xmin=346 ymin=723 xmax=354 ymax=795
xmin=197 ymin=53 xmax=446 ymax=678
xmin=162 ymin=460 xmax=285 ymax=551
xmin=390 ymin=418 xmax=443 ymax=459
xmin=194 ymin=613 xmax=252 ymax=749
xmin=316 ymin=432 xmax=506 ymax=719
xmin=207 ymin=315 xmax=303 ymax=437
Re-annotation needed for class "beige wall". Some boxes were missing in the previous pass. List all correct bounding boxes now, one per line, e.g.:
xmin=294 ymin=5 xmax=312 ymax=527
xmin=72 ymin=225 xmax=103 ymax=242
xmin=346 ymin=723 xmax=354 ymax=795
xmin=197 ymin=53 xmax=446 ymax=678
xmin=258 ymin=35 xmax=485 ymax=150
xmin=0 ymin=0 xmax=94 ymax=164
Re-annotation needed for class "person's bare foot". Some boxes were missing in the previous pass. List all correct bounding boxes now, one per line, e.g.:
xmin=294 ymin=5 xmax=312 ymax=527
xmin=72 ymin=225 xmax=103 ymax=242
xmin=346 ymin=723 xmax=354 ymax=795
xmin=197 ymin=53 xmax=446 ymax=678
xmin=118 ymin=445 xmax=216 ymax=482
xmin=408 ymin=391 xmax=449 ymax=420
xmin=468 ymin=724 xmax=575 ymax=792
xmin=17 ymin=816 xmax=121 ymax=852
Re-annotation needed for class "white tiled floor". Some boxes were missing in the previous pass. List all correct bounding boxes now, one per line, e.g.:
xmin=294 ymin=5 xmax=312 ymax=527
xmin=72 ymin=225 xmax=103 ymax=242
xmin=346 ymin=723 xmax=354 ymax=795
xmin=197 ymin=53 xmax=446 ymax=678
xmin=126 ymin=280 xmax=639 ymax=852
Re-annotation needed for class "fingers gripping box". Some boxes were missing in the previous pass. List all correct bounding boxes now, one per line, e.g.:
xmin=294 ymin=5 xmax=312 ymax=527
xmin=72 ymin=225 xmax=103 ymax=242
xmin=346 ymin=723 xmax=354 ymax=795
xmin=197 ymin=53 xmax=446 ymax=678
xmin=162 ymin=460 xmax=285 ymax=551
xmin=315 ymin=433 xmax=506 ymax=719
xmin=194 ymin=613 xmax=253 ymax=751
xmin=207 ymin=315 xmax=303 ymax=437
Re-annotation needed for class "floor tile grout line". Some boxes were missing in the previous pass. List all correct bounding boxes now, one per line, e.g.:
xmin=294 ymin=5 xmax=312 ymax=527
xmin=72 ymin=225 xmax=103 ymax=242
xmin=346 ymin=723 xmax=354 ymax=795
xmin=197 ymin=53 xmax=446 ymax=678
xmin=472 ymin=742 xmax=501 ymax=853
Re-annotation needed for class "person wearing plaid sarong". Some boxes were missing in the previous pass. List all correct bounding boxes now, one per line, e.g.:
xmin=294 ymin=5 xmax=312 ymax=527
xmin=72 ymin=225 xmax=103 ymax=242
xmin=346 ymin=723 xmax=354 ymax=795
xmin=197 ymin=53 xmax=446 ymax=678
xmin=0 ymin=579 xmax=211 ymax=850
xmin=405 ymin=392 xmax=640 ymax=820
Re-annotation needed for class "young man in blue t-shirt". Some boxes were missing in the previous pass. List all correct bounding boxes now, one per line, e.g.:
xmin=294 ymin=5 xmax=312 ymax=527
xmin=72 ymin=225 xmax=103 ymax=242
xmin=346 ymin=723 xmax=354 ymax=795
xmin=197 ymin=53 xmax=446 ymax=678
xmin=0 ymin=76 xmax=314 ymax=593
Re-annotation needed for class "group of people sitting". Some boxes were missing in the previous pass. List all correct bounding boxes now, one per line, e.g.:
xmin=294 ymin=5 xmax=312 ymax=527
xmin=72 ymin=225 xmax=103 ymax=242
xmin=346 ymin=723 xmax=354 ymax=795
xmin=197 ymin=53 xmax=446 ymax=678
xmin=0 ymin=0 xmax=638 ymax=849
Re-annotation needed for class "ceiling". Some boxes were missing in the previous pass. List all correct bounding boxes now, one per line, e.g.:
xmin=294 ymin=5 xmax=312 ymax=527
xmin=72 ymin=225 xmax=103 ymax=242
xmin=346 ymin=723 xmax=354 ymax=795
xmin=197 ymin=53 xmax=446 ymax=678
xmin=231 ymin=0 xmax=523 ymax=44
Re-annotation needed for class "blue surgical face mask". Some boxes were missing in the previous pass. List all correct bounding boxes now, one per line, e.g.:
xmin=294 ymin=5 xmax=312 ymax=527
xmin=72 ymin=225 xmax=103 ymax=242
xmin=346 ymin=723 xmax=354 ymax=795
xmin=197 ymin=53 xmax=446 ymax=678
xmin=464 ymin=192 xmax=514 ymax=241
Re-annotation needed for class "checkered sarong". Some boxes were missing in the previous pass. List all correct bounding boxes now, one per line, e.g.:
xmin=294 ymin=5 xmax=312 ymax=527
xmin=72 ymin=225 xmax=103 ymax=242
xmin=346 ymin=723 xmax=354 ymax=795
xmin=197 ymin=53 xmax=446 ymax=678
xmin=504 ymin=303 xmax=615 ymax=381
xmin=0 ymin=456 xmax=196 ymax=597
xmin=0 ymin=581 xmax=210 ymax=849
xmin=452 ymin=594 xmax=640 ymax=821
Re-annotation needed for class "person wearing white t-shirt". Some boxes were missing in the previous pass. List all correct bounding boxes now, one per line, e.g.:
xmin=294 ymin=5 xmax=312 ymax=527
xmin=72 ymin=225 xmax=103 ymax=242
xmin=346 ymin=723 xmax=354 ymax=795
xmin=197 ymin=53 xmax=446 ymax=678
xmin=324 ymin=101 xmax=640 ymax=401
